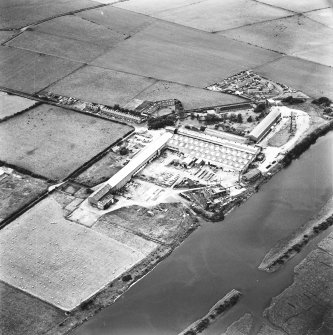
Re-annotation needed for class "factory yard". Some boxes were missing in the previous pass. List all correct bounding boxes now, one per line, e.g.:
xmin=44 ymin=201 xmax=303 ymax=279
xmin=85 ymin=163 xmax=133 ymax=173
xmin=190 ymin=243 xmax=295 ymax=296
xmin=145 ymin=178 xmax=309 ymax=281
xmin=0 ymin=104 xmax=132 ymax=180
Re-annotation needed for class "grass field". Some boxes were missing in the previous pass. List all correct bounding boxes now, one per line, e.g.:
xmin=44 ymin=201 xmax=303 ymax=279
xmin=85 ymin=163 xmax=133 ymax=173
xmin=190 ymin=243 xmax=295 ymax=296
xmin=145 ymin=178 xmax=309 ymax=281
xmin=48 ymin=65 xmax=156 ymax=106
xmin=99 ymin=203 xmax=194 ymax=245
xmin=75 ymin=5 xmax=155 ymax=35
xmin=93 ymin=220 xmax=158 ymax=257
xmin=0 ymin=0 xmax=99 ymax=29
xmin=305 ymin=8 xmax=333 ymax=29
xmin=256 ymin=0 xmax=330 ymax=12
xmin=149 ymin=0 xmax=292 ymax=32
xmin=255 ymin=56 xmax=333 ymax=99
xmin=0 ymin=104 xmax=133 ymax=180
xmin=0 ymin=168 xmax=49 ymax=223
xmin=7 ymin=31 xmax=109 ymax=63
xmin=0 ymin=196 xmax=144 ymax=311
xmin=0 ymin=92 xmax=36 ymax=119
xmin=0 ymin=282 xmax=65 ymax=335
xmin=0 ymin=46 xmax=82 ymax=94
xmin=74 ymin=151 xmax=124 ymax=187
xmin=134 ymin=81 xmax=246 ymax=109
xmin=33 ymin=15 xmax=127 ymax=46
xmin=0 ymin=31 xmax=15 ymax=44
xmin=92 ymin=21 xmax=280 ymax=87
xmin=220 ymin=15 xmax=333 ymax=67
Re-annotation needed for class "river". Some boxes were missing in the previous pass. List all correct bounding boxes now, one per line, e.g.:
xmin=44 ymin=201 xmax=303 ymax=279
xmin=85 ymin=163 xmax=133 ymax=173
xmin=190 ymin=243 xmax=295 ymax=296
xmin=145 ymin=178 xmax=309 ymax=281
xmin=73 ymin=131 xmax=333 ymax=335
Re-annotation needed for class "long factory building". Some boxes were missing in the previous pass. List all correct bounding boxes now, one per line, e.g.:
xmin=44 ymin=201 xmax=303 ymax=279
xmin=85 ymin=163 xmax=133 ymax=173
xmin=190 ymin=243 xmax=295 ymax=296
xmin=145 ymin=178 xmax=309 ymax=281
xmin=247 ymin=108 xmax=281 ymax=142
xmin=89 ymin=132 xmax=172 ymax=206
xmin=167 ymin=127 xmax=261 ymax=171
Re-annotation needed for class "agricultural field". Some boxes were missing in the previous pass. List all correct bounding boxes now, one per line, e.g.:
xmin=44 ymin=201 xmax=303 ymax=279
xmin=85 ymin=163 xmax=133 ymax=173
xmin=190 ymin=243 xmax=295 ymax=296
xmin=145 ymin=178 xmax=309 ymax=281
xmin=92 ymin=21 xmax=280 ymax=87
xmin=0 ymin=168 xmax=49 ymax=223
xmin=0 ymin=31 xmax=15 ymax=44
xmin=0 ymin=104 xmax=133 ymax=180
xmin=0 ymin=0 xmax=99 ymax=29
xmin=134 ymin=81 xmax=246 ymax=110
xmin=220 ymin=15 xmax=333 ymax=67
xmin=0 ymin=196 xmax=144 ymax=311
xmin=0 ymin=282 xmax=65 ymax=335
xmin=0 ymin=92 xmax=36 ymax=120
xmin=74 ymin=151 xmax=125 ymax=187
xmin=7 ymin=31 xmax=109 ymax=63
xmin=0 ymin=46 xmax=82 ymax=94
xmin=305 ymin=8 xmax=333 ymax=29
xmin=76 ymin=5 xmax=155 ymax=35
xmin=32 ymin=15 xmax=127 ymax=46
xmin=113 ymin=0 xmax=205 ymax=15
xmin=7 ymin=15 xmax=129 ymax=63
xmin=256 ymin=0 xmax=330 ymax=12
xmin=255 ymin=56 xmax=333 ymax=99
xmin=48 ymin=65 xmax=156 ymax=107
xmin=99 ymin=203 xmax=195 ymax=245
xmin=93 ymin=220 xmax=158 ymax=257
xmin=148 ymin=0 xmax=292 ymax=32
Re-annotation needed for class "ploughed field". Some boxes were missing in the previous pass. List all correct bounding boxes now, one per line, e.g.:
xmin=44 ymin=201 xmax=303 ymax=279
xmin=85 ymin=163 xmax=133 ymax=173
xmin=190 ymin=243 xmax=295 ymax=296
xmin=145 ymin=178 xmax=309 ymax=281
xmin=0 ymin=104 xmax=132 ymax=180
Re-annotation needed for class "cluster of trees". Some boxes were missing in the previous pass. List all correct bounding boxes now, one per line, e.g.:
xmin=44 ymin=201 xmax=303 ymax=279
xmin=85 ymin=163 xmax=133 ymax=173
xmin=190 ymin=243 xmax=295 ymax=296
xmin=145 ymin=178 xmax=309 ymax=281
xmin=112 ymin=104 xmax=142 ymax=116
xmin=253 ymin=102 xmax=266 ymax=113
xmin=147 ymin=114 xmax=177 ymax=129
xmin=281 ymin=96 xmax=306 ymax=104
xmin=312 ymin=96 xmax=332 ymax=107
xmin=283 ymin=121 xmax=333 ymax=166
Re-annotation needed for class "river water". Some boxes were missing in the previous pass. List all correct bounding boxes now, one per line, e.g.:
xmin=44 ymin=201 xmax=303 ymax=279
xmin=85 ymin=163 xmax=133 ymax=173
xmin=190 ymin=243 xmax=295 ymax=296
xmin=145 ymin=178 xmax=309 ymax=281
xmin=73 ymin=132 xmax=333 ymax=335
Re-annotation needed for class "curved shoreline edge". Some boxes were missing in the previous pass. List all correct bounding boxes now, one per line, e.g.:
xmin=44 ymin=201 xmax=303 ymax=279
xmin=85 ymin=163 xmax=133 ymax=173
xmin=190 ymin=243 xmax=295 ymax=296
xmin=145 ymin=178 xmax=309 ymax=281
xmin=49 ymin=120 xmax=333 ymax=334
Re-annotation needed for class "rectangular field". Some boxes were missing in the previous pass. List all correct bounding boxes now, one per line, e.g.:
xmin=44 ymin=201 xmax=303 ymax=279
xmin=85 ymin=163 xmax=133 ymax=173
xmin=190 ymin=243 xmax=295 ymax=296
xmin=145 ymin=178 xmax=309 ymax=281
xmin=75 ymin=5 xmax=155 ymax=35
xmin=255 ymin=56 xmax=333 ymax=99
xmin=0 ymin=0 xmax=98 ymax=29
xmin=7 ymin=31 xmax=109 ymax=63
xmin=0 ymin=46 xmax=82 ymax=94
xmin=0 ymin=104 xmax=133 ymax=180
xmin=0 ymin=168 xmax=49 ymax=223
xmin=92 ymin=21 xmax=281 ymax=87
xmin=220 ymin=16 xmax=333 ymax=67
xmin=149 ymin=0 xmax=292 ymax=32
xmin=48 ymin=65 xmax=156 ymax=106
xmin=0 ymin=282 xmax=64 ymax=335
xmin=0 ymin=92 xmax=36 ymax=119
xmin=0 ymin=196 xmax=144 ymax=311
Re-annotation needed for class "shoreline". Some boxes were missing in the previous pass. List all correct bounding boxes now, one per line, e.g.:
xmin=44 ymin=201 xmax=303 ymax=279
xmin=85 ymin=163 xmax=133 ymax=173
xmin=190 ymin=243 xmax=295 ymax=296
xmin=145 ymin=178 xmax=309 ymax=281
xmin=39 ymin=115 xmax=333 ymax=334
xmin=49 ymin=204 xmax=200 ymax=335
xmin=178 ymin=289 xmax=242 ymax=335
xmin=259 ymin=200 xmax=333 ymax=273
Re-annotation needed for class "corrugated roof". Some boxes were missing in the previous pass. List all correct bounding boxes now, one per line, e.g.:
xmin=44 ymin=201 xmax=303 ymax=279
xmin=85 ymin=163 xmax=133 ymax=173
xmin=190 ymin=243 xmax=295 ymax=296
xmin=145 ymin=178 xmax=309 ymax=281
xmin=106 ymin=132 xmax=172 ymax=189
xmin=249 ymin=109 xmax=281 ymax=139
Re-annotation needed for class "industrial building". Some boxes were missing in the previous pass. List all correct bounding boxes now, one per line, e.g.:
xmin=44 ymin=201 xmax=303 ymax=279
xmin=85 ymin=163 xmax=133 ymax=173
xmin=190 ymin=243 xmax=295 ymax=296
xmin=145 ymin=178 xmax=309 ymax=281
xmin=247 ymin=108 xmax=281 ymax=142
xmin=167 ymin=127 xmax=260 ymax=171
xmin=88 ymin=132 xmax=172 ymax=206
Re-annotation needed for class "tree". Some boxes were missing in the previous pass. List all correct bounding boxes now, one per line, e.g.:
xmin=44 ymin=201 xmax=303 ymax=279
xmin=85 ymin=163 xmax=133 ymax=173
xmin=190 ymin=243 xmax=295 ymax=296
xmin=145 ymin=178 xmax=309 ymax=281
xmin=247 ymin=115 xmax=253 ymax=122
xmin=113 ymin=104 xmax=120 ymax=110
xmin=190 ymin=112 xmax=195 ymax=119
xmin=254 ymin=103 xmax=266 ymax=113
xmin=119 ymin=147 xmax=129 ymax=155
xmin=237 ymin=113 xmax=243 ymax=123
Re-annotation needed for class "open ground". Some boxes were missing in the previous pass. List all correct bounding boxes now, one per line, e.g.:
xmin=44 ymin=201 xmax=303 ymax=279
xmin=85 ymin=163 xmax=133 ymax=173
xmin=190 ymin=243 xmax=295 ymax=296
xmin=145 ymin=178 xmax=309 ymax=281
xmin=0 ymin=281 xmax=65 ymax=335
xmin=0 ymin=195 xmax=144 ymax=311
xmin=0 ymin=167 xmax=49 ymax=223
xmin=0 ymin=92 xmax=37 ymax=120
xmin=0 ymin=104 xmax=133 ymax=180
